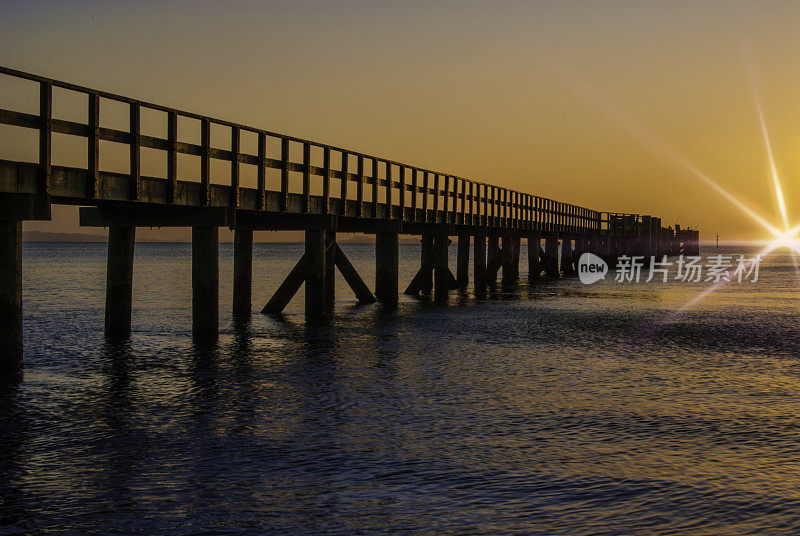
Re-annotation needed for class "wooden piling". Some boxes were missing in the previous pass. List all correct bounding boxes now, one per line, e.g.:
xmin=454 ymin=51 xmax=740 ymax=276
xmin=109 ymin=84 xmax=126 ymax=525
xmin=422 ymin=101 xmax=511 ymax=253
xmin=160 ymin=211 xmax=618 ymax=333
xmin=375 ymin=232 xmax=399 ymax=305
xmin=487 ymin=234 xmax=500 ymax=282
xmin=434 ymin=234 xmax=449 ymax=303
xmin=305 ymin=229 xmax=327 ymax=316
xmin=457 ymin=234 xmax=470 ymax=289
xmin=421 ymin=235 xmax=433 ymax=294
xmin=512 ymin=235 xmax=520 ymax=281
xmin=473 ymin=231 xmax=487 ymax=295
xmin=544 ymin=237 xmax=559 ymax=277
xmin=573 ymin=237 xmax=583 ymax=266
xmin=501 ymin=235 xmax=516 ymax=283
xmin=192 ymin=226 xmax=219 ymax=341
xmin=325 ymin=231 xmax=336 ymax=311
xmin=404 ymin=235 xmax=433 ymax=296
xmin=528 ymin=236 xmax=541 ymax=282
xmin=104 ymin=225 xmax=136 ymax=338
xmin=233 ymin=229 xmax=253 ymax=317
xmin=560 ymin=238 xmax=574 ymax=276
xmin=0 ymin=219 xmax=22 ymax=381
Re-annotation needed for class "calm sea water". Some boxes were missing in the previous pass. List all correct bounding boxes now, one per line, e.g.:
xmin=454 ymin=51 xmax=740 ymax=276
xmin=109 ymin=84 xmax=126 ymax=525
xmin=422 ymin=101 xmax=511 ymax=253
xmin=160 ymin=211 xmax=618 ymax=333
xmin=3 ymin=242 xmax=800 ymax=535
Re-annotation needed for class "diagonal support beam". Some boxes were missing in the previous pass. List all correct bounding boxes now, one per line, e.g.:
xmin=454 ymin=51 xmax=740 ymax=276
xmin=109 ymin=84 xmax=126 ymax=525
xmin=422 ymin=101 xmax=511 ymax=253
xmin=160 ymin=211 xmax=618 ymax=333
xmin=261 ymin=253 xmax=309 ymax=314
xmin=406 ymin=239 xmax=456 ymax=295
xmin=405 ymin=265 xmax=431 ymax=295
xmin=448 ymin=268 xmax=459 ymax=290
xmin=334 ymin=243 xmax=376 ymax=304
xmin=404 ymin=235 xmax=434 ymax=295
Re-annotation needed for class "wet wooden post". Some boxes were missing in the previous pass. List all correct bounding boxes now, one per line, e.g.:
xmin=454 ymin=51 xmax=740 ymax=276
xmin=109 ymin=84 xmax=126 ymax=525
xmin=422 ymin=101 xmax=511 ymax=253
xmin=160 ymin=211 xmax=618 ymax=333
xmin=434 ymin=234 xmax=449 ymax=303
xmin=375 ymin=231 xmax=398 ymax=305
xmin=105 ymin=225 xmax=136 ymax=338
xmin=512 ymin=235 xmax=520 ymax=281
xmin=528 ymin=236 xmax=541 ymax=282
xmin=544 ymin=237 xmax=559 ymax=277
xmin=473 ymin=230 xmax=487 ymax=295
xmin=501 ymin=235 xmax=516 ymax=283
xmin=325 ymin=231 xmax=336 ymax=311
xmin=305 ymin=229 xmax=327 ymax=316
xmin=192 ymin=226 xmax=219 ymax=341
xmin=0 ymin=218 xmax=22 ymax=380
xmin=403 ymin=234 xmax=433 ymax=296
xmin=456 ymin=234 xmax=470 ymax=289
xmin=487 ymin=234 xmax=500 ymax=282
xmin=560 ymin=237 xmax=574 ymax=276
xmin=421 ymin=235 xmax=434 ymax=294
xmin=232 ymin=228 xmax=253 ymax=317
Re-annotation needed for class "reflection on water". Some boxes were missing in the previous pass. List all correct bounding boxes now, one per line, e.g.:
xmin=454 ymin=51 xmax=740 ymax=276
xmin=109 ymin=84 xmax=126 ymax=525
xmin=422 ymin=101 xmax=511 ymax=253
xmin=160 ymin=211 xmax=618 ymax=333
xmin=2 ymin=243 xmax=800 ymax=534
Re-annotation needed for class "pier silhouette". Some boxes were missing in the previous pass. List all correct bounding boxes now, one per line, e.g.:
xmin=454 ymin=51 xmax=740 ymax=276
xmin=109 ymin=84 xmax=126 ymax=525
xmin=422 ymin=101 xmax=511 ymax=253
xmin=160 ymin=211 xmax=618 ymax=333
xmin=0 ymin=66 xmax=699 ymax=380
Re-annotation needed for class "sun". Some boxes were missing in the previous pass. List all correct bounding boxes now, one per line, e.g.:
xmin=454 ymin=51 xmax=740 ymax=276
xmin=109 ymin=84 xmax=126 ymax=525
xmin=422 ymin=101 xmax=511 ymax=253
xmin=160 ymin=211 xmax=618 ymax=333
xmin=554 ymin=60 xmax=800 ymax=324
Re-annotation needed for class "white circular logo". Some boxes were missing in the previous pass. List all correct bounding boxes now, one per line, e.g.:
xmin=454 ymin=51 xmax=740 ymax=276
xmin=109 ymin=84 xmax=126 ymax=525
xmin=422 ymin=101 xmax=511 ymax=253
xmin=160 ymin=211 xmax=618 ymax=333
xmin=578 ymin=252 xmax=608 ymax=284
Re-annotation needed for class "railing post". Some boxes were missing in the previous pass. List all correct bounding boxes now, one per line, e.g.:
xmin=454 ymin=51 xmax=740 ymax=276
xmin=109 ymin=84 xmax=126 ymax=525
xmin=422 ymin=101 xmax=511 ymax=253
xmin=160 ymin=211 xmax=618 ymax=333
xmin=38 ymin=81 xmax=51 ymax=196
xmin=322 ymin=147 xmax=331 ymax=214
xmin=280 ymin=138 xmax=289 ymax=211
xmin=371 ymin=158 xmax=378 ymax=217
xmin=411 ymin=169 xmax=418 ymax=221
xmin=399 ymin=165 xmax=406 ymax=220
xmin=230 ymin=126 xmax=240 ymax=208
xmin=88 ymin=93 xmax=100 ymax=198
xmin=443 ymin=174 xmax=449 ymax=222
xmin=479 ymin=184 xmax=485 ymax=225
xmin=433 ymin=174 xmax=440 ymax=223
xmin=490 ymin=187 xmax=496 ymax=226
xmin=302 ymin=142 xmax=311 ymax=213
xmin=385 ymin=161 xmax=392 ymax=218
xmin=340 ymin=152 xmax=349 ymax=216
xmin=257 ymin=132 xmax=266 ymax=210
xmin=469 ymin=181 xmax=475 ymax=225
xmin=356 ymin=155 xmax=364 ymax=217
xmin=166 ymin=110 xmax=177 ymax=203
xmin=422 ymin=171 xmax=429 ymax=222
xmin=201 ymin=118 xmax=211 ymax=206
xmin=129 ymin=103 xmax=141 ymax=201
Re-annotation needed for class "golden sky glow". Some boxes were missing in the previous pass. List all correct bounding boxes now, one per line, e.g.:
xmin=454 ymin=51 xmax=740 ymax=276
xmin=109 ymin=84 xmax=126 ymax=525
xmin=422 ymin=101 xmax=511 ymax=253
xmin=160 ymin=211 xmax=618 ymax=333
xmin=3 ymin=0 xmax=800 ymax=240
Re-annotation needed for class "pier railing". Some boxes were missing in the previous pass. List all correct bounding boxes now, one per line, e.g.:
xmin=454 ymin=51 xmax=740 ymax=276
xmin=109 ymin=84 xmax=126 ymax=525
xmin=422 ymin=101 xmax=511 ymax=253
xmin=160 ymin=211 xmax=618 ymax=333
xmin=0 ymin=66 xmax=600 ymax=235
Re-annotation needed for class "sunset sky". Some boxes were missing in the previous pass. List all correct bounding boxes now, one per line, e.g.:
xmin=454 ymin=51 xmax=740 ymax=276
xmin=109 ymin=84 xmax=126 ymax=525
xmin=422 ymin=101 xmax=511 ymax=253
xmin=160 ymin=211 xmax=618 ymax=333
xmin=3 ymin=0 xmax=800 ymax=241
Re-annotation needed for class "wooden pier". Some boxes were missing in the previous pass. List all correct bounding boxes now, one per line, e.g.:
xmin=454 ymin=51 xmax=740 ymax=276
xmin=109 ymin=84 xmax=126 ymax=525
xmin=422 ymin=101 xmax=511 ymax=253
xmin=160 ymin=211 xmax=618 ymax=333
xmin=0 ymin=67 xmax=698 ymax=380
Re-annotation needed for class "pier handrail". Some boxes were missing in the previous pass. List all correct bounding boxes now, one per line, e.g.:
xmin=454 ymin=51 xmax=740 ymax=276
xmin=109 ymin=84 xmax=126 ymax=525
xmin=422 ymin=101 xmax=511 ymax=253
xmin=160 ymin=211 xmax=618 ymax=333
xmin=0 ymin=65 xmax=601 ymax=234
